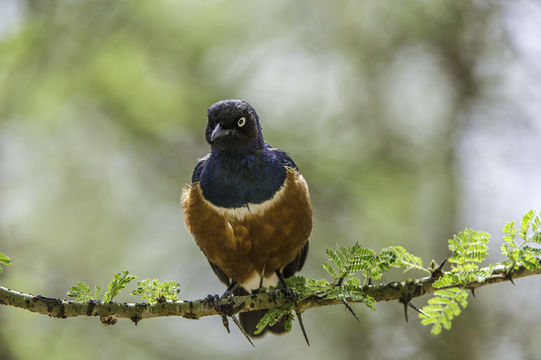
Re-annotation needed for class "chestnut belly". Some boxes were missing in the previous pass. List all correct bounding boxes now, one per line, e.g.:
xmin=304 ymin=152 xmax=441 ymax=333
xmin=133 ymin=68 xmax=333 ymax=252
xmin=182 ymin=168 xmax=312 ymax=284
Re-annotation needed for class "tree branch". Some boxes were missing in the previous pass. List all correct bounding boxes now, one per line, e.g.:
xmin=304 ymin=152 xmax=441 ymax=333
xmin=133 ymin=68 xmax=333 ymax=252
xmin=1 ymin=264 xmax=539 ymax=324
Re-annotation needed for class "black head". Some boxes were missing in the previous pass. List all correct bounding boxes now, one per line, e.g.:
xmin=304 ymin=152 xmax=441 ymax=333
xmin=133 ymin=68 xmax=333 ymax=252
xmin=205 ymin=99 xmax=263 ymax=153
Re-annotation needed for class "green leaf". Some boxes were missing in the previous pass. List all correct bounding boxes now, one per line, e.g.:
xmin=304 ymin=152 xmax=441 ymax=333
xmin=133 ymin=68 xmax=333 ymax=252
xmin=502 ymin=210 xmax=541 ymax=270
xmin=254 ymin=305 xmax=293 ymax=335
xmin=520 ymin=210 xmax=534 ymax=241
xmin=0 ymin=252 xmax=12 ymax=274
xmin=379 ymin=246 xmax=426 ymax=273
xmin=448 ymin=229 xmax=490 ymax=265
xmin=323 ymin=244 xmax=378 ymax=282
xmin=103 ymin=271 xmax=137 ymax=302
xmin=131 ymin=279 xmax=180 ymax=303
xmin=419 ymin=288 xmax=469 ymax=335
xmin=67 ymin=281 xmax=92 ymax=301
xmin=503 ymin=221 xmax=517 ymax=244
xmin=529 ymin=211 xmax=541 ymax=245
xmin=67 ymin=281 xmax=102 ymax=301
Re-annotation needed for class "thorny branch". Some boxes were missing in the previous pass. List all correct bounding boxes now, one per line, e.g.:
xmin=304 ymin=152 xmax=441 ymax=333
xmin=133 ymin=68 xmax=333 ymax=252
xmin=1 ymin=264 xmax=540 ymax=324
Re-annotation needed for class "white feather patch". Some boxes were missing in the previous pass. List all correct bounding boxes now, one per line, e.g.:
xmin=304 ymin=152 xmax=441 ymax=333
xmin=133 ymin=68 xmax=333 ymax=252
xmin=201 ymin=181 xmax=288 ymax=220
xmin=240 ymin=272 xmax=279 ymax=291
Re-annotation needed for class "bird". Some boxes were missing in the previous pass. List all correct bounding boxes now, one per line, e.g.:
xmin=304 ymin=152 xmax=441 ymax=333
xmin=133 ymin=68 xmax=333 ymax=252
xmin=181 ymin=99 xmax=312 ymax=338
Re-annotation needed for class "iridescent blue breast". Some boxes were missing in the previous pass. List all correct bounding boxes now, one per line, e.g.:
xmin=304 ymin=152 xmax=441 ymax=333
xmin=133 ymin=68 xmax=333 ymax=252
xmin=197 ymin=149 xmax=288 ymax=208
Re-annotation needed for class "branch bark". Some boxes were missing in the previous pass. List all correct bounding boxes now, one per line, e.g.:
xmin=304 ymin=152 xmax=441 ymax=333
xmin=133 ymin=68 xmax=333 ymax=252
xmin=1 ymin=264 xmax=540 ymax=324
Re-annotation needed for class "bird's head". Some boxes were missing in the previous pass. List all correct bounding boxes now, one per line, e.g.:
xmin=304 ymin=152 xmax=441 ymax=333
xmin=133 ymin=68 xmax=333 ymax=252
xmin=205 ymin=99 xmax=263 ymax=153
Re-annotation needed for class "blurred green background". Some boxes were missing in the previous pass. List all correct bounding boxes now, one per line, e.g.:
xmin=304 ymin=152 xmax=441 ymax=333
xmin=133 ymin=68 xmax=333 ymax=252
xmin=1 ymin=0 xmax=540 ymax=359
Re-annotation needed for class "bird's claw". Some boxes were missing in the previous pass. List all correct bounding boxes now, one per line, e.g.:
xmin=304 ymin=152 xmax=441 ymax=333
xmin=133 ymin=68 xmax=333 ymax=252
xmin=206 ymin=293 xmax=236 ymax=317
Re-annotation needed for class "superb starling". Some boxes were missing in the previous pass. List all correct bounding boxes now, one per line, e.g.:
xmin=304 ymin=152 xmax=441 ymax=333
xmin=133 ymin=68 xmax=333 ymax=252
xmin=182 ymin=99 xmax=312 ymax=337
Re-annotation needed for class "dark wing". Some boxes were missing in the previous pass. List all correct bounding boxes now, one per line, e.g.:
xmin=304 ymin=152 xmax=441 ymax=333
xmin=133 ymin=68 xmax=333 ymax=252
xmin=282 ymin=241 xmax=309 ymax=278
xmin=190 ymin=155 xmax=231 ymax=285
xmin=191 ymin=154 xmax=210 ymax=183
xmin=268 ymin=146 xmax=298 ymax=170
xmin=270 ymin=146 xmax=309 ymax=278
xmin=208 ymin=260 xmax=231 ymax=286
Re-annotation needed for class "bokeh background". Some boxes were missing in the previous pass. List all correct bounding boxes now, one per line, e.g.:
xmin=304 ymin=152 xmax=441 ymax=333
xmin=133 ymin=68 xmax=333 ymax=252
xmin=1 ymin=1 xmax=540 ymax=359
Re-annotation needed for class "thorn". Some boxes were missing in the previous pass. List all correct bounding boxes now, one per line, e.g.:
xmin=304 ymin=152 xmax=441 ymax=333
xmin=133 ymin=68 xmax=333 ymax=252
xmin=402 ymin=300 xmax=408 ymax=323
xmin=505 ymin=269 xmax=515 ymax=286
xmin=341 ymin=299 xmax=360 ymax=323
xmin=230 ymin=314 xmax=255 ymax=347
xmin=221 ymin=315 xmax=230 ymax=333
xmin=431 ymin=258 xmax=448 ymax=278
xmin=437 ymin=258 xmax=448 ymax=271
xmin=296 ymin=311 xmax=310 ymax=346
xmin=470 ymin=288 xmax=476 ymax=298
xmin=407 ymin=302 xmax=429 ymax=318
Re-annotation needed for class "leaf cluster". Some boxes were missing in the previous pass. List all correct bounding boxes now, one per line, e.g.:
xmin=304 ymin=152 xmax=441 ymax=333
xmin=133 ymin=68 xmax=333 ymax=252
xmin=131 ymin=279 xmax=180 ymax=303
xmin=323 ymin=244 xmax=426 ymax=285
xmin=67 ymin=281 xmax=103 ymax=302
xmin=501 ymin=210 xmax=541 ymax=271
xmin=254 ymin=304 xmax=294 ymax=335
xmin=67 ymin=271 xmax=137 ymax=302
xmin=420 ymin=210 xmax=541 ymax=335
xmin=420 ymin=288 xmax=468 ymax=335
xmin=67 ymin=272 xmax=182 ymax=304
xmin=420 ymin=228 xmax=490 ymax=334
xmin=256 ymin=244 xmax=427 ymax=334
xmin=433 ymin=228 xmax=492 ymax=288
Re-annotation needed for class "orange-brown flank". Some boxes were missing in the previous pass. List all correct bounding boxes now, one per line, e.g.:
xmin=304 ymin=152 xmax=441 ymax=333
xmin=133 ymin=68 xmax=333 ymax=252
xmin=182 ymin=167 xmax=312 ymax=285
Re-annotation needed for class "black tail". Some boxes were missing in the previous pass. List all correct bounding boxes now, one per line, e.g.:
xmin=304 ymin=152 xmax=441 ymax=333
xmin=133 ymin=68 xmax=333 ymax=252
xmin=233 ymin=287 xmax=287 ymax=337
xmin=216 ymin=242 xmax=310 ymax=338
xmin=239 ymin=309 xmax=288 ymax=337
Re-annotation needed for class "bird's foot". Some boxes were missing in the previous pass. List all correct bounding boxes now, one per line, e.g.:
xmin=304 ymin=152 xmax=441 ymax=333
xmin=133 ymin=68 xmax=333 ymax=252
xmin=273 ymin=284 xmax=298 ymax=304
xmin=274 ymin=270 xmax=298 ymax=304
xmin=205 ymin=293 xmax=236 ymax=318
xmin=205 ymin=291 xmax=254 ymax=346
xmin=206 ymin=293 xmax=254 ymax=346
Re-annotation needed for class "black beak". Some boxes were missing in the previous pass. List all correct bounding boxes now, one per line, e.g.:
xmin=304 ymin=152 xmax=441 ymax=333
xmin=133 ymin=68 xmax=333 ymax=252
xmin=210 ymin=123 xmax=229 ymax=142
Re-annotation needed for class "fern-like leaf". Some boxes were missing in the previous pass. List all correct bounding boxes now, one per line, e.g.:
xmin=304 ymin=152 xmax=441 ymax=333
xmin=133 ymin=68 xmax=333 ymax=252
xmin=378 ymin=246 xmax=427 ymax=273
xmin=254 ymin=304 xmax=294 ymax=335
xmin=502 ymin=210 xmax=541 ymax=270
xmin=448 ymin=229 xmax=490 ymax=266
xmin=131 ymin=279 xmax=180 ymax=303
xmin=520 ymin=209 xmax=534 ymax=241
xmin=103 ymin=271 xmax=137 ymax=302
xmin=419 ymin=288 xmax=469 ymax=335
xmin=67 ymin=281 xmax=102 ymax=301
xmin=323 ymin=244 xmax=377 ymax=282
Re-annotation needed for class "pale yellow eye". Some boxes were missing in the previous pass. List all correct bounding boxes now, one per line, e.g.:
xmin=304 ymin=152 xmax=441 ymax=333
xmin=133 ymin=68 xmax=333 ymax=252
xmin=237 ymin=117 xmax=246 ymax=127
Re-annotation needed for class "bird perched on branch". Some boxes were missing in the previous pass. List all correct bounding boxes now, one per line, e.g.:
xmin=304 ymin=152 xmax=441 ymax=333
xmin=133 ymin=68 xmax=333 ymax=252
xmin=182 ymin=99 xmax=312 ymax=338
